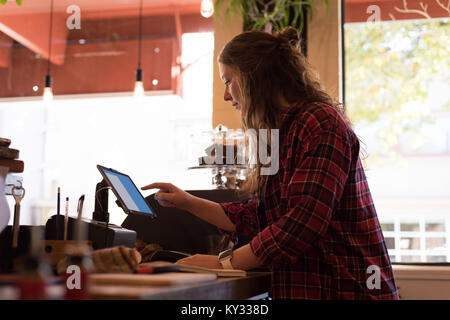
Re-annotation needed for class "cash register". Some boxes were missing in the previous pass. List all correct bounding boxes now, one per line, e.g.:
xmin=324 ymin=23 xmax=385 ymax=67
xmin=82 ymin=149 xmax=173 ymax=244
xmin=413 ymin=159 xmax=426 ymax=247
xmin=47 ymin=165 xmax=247 ymax=261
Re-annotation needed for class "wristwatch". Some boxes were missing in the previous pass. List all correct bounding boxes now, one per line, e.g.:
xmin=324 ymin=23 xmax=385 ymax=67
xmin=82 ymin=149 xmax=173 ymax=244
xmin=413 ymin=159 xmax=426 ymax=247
xmin=218 ymin=248 xmax=234 ymax=269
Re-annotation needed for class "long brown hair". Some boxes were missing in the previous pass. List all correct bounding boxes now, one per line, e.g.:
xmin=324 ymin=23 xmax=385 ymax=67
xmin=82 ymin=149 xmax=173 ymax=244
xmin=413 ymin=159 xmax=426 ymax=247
xmin=219 ymin=27 xmax=347 ymax=198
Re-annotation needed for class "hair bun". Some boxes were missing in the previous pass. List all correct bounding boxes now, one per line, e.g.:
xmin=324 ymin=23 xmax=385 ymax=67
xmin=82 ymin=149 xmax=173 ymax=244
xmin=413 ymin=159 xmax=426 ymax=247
xmin=276 ymin=26 xmax=301 ymax=49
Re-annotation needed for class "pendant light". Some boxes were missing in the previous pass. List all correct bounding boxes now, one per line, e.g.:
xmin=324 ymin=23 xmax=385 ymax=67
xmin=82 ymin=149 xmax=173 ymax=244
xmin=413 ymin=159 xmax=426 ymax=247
xmin=134 ymin=0 xmax=144 ymax=97
xmin=200 ymin=0 xmax=214 ymax=18
xmin=43 ymin=0 xmax=54 ymax=102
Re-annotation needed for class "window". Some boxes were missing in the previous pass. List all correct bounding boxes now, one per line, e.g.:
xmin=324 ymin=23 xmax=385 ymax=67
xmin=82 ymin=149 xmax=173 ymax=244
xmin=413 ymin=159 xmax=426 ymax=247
xmin=344 ymin=0 xmax=450 ymax=262
xmin=0 ymin=1 xmax=214 ymax=226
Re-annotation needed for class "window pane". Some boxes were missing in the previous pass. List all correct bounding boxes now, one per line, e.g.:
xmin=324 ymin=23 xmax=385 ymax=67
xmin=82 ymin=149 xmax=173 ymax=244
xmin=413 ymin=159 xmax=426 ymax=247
xmin=400 ymin=238 xmax=420 ymax=250
xmin=344 ymin=2 xmax=450 ymax=263
xmin=381 ymin=223 xmax=394 ymax=232
xmin=426 ymin=256 xmax=447 ymax=262
xmin=400 ymin=223 xmax=420 ymax=232
xmin=425 ymin=222 xmax=446 ymax=232
xmin=385 ymin=237 xmax=395 ymax=249
xmin=401 ymin=256 xmax=421 ymax=263
xmin=0 ymin=3 xmax=214 ymax=226
xmin=426 ymin=238 xmax=446 ymax=250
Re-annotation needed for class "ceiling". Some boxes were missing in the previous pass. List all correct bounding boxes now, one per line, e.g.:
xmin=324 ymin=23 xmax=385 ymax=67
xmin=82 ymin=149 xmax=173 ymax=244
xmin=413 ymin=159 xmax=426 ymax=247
xmin=0 ymin=0 xmax=209 ymax=64
xmin=0 ymin=0 xmax=203 ymax=18
xmin=0 ymin=0 xmax=211 ymax=97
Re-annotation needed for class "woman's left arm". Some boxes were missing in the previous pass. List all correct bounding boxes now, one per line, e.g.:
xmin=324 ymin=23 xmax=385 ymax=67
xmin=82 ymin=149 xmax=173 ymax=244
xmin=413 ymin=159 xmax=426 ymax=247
xmin=175 ymin=243 xmax=262 ymax=270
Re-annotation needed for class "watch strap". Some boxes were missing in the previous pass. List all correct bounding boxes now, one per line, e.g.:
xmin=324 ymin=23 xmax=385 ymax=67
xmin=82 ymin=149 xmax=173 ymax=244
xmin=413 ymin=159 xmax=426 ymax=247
xmin=219 ymin=257 xmax=233 ymax=269
xmin=218 ymin=248 xmax=234 ymax=269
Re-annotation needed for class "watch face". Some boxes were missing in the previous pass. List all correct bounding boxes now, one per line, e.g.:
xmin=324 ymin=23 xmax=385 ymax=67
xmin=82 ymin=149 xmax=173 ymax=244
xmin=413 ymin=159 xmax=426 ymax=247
xmin=218 ymin=248 xmax=233 ymax=261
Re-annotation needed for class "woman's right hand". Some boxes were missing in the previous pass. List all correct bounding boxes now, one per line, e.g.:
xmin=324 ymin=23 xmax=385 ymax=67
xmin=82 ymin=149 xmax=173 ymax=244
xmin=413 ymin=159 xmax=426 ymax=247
xmin=141 ymin=182 xmax=194 ymax=211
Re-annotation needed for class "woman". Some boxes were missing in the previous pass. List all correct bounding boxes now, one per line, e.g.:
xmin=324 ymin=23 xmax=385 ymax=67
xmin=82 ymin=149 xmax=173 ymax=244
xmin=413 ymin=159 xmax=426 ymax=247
xmin=142 ymin=27 xmax=399 ymax=300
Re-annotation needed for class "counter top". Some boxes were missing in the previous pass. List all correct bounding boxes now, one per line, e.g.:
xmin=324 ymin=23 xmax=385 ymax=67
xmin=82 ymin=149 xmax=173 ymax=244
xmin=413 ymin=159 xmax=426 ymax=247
xmin=90 ymin=271 xmax=271 ymax=300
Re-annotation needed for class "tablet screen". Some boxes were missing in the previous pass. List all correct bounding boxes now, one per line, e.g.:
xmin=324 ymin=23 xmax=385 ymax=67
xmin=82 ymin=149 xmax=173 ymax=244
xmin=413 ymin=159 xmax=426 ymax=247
xmin=100 ymin=166 xmax=155 ymax=216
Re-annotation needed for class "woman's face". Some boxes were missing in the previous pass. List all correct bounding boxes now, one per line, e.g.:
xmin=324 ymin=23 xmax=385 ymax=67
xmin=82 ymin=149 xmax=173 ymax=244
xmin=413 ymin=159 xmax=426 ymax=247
xmin=219 ymin=63 xmax=242 ymax=112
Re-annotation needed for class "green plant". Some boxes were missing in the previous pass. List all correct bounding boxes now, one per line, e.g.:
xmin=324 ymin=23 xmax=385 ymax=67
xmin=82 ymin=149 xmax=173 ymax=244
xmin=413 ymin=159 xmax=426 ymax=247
xmin=0 ymin=0 xmax=22 ymax=5
xmin=214 ymin=0 xmax=328 ymax=33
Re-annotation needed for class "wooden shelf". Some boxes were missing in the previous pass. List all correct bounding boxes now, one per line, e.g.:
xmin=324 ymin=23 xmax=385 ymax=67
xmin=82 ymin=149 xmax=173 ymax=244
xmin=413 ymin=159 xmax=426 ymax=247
xmin=0 ymin=159 xmax=24 ymax=173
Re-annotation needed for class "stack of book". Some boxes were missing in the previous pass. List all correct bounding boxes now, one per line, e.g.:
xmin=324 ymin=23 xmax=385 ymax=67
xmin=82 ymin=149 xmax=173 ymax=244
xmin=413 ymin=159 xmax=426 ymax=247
xmin=0 ymin=137 xmax=24 ymax=173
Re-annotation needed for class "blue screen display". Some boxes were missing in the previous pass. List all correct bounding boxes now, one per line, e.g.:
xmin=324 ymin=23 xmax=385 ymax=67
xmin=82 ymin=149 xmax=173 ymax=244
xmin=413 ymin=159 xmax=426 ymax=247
xmin=103 ymin=169 xmax=153 ymax=215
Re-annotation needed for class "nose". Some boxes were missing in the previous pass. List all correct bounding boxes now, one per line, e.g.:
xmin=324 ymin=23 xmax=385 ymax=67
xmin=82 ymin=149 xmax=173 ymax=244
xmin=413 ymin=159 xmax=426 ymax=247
xmin=224 ymin=88 xmax=232 ymax=102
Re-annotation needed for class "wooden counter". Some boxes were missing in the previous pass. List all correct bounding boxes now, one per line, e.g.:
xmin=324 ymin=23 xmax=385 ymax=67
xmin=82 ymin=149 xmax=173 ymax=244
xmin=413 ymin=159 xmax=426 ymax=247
xmin=90 ymin=272 xmax=271 ymax=300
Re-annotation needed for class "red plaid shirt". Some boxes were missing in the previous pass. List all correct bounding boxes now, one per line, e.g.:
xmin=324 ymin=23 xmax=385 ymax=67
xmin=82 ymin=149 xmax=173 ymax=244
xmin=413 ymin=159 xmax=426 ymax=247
xmin=221 ymin=102 xmax=399 ymax=299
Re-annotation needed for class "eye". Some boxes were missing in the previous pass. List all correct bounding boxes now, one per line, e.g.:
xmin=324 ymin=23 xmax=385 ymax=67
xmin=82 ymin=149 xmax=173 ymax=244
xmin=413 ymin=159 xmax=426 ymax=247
xmin=224 ymin=79 xmax=231 ymax=86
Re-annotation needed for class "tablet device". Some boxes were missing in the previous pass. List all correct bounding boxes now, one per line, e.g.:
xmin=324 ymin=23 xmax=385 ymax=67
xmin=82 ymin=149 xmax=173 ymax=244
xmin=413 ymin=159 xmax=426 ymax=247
xmin=97 ymin=165 xmax=156 ymax=218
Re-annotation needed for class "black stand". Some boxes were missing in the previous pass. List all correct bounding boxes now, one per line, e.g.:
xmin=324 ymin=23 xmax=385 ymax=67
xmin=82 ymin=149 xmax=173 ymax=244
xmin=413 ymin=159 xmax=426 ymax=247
xmin=92 ymin=179 xmax=110 ymax=223
xmin=92 ymin=179 xmax=111 ymax=248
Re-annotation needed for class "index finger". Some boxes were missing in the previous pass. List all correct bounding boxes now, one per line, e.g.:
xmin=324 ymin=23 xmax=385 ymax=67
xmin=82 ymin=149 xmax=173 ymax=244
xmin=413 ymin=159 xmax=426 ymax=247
xmin=141 ymin=182 xmax=172 ymax=191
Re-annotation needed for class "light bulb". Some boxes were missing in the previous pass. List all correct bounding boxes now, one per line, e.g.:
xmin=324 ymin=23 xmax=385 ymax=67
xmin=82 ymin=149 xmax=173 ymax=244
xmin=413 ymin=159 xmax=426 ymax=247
xmin=134 ymin=81 xmax=144 ymax=97
xmin=134 ymin=68 xmax=144 ymax=97
xmin=43 ymin=74 xmax=53 ymax=102
xmin=43 ymin=86 xmax=53 ymax=102
xmin=200 ymin=0 xmax=214 ymax=18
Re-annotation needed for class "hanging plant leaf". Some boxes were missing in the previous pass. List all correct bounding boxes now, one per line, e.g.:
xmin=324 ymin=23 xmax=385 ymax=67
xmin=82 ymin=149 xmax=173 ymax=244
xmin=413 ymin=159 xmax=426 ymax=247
xmin=248 ymin=0 xmax=261 ymax=21
xmin=0 ymin=0 xmax=22 ymax=5
xmin=215 ymin=0 xmax=328 ymax=34
xmin=283 ymin=4 xmax=291 ymax=27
